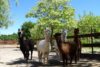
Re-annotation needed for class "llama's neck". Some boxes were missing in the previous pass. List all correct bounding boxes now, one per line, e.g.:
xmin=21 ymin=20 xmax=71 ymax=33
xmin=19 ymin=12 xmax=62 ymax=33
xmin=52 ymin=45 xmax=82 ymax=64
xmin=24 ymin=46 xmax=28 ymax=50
xmin=61 ymin=34 xmax=65 ymax=42
xmin=74 ymin=34 xmax=79 ymax=44
xmin=61 ymin=29 xmax=67 ymax=42
xmin=44 ymin=35 xmax=50 ymax=42
xmin=44 ymin=29 xmax=51 ymax=42
xmin=55 ymin=38 xmax=62 ymax=47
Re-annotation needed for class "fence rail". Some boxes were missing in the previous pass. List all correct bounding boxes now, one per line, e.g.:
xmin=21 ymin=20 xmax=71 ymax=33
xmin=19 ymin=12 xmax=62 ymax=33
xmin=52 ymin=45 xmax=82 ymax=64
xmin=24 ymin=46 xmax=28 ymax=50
xmin=67 ymin=33 xmax=100 ymax=38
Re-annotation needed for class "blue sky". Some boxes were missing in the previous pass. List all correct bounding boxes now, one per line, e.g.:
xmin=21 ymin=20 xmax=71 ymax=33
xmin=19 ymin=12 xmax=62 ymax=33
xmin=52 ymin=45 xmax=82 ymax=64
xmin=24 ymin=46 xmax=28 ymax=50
xmin=0 ymin=0 xmax=100 ymax=35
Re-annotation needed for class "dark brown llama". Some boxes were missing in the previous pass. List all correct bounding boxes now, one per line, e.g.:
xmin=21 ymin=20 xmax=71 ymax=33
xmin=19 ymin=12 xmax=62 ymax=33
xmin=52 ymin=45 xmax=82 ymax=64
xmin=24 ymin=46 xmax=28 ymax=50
xmin=54 ymin=28 xmax=81 ymax=66
xmin=18 ymin=29 xmax=34 ymax=61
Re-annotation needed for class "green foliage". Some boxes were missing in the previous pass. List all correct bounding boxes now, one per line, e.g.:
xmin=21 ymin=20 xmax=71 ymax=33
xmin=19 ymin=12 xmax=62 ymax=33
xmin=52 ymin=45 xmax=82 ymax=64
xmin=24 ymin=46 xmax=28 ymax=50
xmin=0 ymin=33 xmax=18 ymax=40
xmin=26 ymin=0 xmax=77 ymax=39
xmin=21 ymin=21 xmax=35 ymax=39
xmin=30 ymin=24 xmax=44 ymax=40
xmin=0 ymin=0 xmax=12 ymax=28
xmin=78 ymin=12 xmax=100 ymax=34
xmin=26 ymin=0 xmax=76 ymax=29
xmin=22 ymin=21 xmax=35 ymax=30
xmin=0 ymin=0 xmax=18 ymax=28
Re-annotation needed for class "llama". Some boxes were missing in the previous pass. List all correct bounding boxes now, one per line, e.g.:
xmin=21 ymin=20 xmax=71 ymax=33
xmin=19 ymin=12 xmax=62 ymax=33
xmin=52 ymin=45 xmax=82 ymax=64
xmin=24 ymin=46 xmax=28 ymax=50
xmin=66 ymin=28 xmax=81 ymax=64
xmin=37 ymin=28 xmax=51 ymax=64
xmin=53 ymin=29 xmax=67 ymax=55
xmin=54 ymin=32 xmax=70 ymax=66
xmin=54 ymin=28 xmax=81 ymax=66
xmin=53 ymin=29 xmax=68 ymax=59
xmin=18 ymin=29 xmax=34 ymax=61
xmin=73 ymin=28 xmax=81 ymax=61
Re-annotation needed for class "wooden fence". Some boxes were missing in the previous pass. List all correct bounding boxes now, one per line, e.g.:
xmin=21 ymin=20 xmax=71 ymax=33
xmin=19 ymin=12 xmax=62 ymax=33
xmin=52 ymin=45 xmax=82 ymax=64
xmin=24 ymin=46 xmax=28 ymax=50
xmin=67 ymin=32 xmax=100 ymax=54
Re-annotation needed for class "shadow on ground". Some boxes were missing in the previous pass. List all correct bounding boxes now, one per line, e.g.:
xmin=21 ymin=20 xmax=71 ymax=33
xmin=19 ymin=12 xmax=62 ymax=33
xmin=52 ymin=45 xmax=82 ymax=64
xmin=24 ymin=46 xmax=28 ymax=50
xmin=6 ymin=57 xmax=62 ymax=67
xmin=6 ymin=54 xmax=100 ymax=67
xmin=81 ymin=54 xmax=100 ymax=61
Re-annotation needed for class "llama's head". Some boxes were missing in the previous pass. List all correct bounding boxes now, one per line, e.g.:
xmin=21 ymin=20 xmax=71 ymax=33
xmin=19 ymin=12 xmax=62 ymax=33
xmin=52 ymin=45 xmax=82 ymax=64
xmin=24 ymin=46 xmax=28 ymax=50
xmin=44 ymin=28 xmax=51 ymax=42
xmin=54 ymin=33 xmax=62 ymax=42
xmin=61 ymin=29 xmax=67 ymax=42
xmin=20 ymin=30 xmax=27 ymax=40
xmin=74 ymin=28 xmax=79 ymax=35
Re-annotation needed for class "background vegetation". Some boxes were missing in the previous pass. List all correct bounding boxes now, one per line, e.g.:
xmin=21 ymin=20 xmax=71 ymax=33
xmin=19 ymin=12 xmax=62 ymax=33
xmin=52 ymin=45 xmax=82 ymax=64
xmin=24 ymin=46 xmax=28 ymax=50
xmin=0 ymin=33 xmax=17 ymax=40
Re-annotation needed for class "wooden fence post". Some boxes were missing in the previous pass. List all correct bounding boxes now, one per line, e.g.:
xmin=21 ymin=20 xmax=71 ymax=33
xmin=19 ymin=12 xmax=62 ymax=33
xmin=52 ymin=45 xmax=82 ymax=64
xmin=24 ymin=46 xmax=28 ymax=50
xmin=91 ymin=27 xmax=94 ymax=54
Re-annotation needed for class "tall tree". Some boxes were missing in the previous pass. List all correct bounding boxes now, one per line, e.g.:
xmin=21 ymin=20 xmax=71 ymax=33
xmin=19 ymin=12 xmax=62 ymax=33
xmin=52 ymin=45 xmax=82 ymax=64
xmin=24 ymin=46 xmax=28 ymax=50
xmin=26 ymin=0 xmax=76 ymax=39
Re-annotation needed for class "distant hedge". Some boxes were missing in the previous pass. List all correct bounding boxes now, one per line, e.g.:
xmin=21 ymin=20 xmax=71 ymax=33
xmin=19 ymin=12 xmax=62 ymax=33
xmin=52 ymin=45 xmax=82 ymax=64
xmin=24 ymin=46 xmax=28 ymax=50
xmin=0 ymin=33 xmax=18 ymax=40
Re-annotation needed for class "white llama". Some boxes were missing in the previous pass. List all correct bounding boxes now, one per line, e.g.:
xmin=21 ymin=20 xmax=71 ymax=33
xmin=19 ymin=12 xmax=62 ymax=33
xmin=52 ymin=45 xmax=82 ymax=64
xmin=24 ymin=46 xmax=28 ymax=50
xmin=37 ymin=28 xmax=51 ymax=64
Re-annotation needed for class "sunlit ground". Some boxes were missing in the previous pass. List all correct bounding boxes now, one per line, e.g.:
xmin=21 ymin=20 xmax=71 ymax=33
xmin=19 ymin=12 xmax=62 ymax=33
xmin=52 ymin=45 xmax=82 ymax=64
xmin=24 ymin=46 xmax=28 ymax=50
xmin=82 ymin=47 xmax=100 ymax=54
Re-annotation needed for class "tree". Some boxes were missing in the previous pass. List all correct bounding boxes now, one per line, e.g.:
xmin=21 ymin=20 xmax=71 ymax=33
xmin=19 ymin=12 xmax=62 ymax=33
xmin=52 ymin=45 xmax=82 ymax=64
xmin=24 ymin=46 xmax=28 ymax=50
xmin=78 ymin=12 xmax=100 ymax=34
xmin=0 ymin=0 xmax=18 ymax=28
xmin=21 ymin=21 xmax=35 ymax=39
xmin=22 ymin=21 xmax=35 ymax=30
xmin=26 ymin=0 xmax=77 ymax=39
xmin=30 ymin=23 xmax=45 ymax=40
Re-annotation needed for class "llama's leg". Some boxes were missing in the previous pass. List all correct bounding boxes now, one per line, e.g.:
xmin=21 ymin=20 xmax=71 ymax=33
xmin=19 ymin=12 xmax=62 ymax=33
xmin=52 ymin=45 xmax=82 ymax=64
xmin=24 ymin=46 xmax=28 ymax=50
xmin=26 ymin=50 xmax=29 ymax=61
xmin=38 ymin=51 xmax=42 ymax=62
xmin=77 ymin=49 xmax=81 ymax=61
xmin=58 ymin=51 xmax=62 ymax=60
xmin=23 ymin=51 xmax=26 ymax=59
xmin=31 ymin=50 xmax=33 ymax=60
xmin=47 ymin=53 xmax=49 ymax=64
xmin=22 ymin=50 xmax=25 ymax=58
xmin=74 ymin=52 xmax=78 ymax=64
xmin=57 ymin=50 xmax=61 ymax=60
xmin=42 ymin=53 xmax=45 ymax=64
xmin=62 ymin=54 xmax=65 ymax=66
xmin=69 ymin=54 xmax=73 ymax=64
xmin=38 ymin=51 xmax=40 ymax=62
xmin=65 ymin=55 xmax=68 ymax=66
xmin=74 ymin=56 xmax=77 ymax=64
xmin=45 ymin=52 xmax=49 ymax=64
xmin=20 ymin=47 xmax=26 ymax=59
xmin=40 ymin=52 xmax=42 ymax=63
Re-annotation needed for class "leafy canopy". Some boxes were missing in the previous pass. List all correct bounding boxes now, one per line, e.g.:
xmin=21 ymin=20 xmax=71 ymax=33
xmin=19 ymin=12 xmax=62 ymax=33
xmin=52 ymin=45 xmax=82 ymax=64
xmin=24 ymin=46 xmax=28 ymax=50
xmin=78 ymin=12 xmax=100 ymax=34
xmin=26 ymin=0 xmax=77 ymax=39
xmin=26 ymin=0 xmax=76 ymax=30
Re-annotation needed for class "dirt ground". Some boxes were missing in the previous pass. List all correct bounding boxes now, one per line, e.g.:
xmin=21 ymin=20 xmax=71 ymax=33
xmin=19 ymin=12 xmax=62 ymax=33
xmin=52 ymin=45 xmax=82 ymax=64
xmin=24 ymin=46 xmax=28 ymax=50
xmin=0 ymin=45 xmax=100 ymax=67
